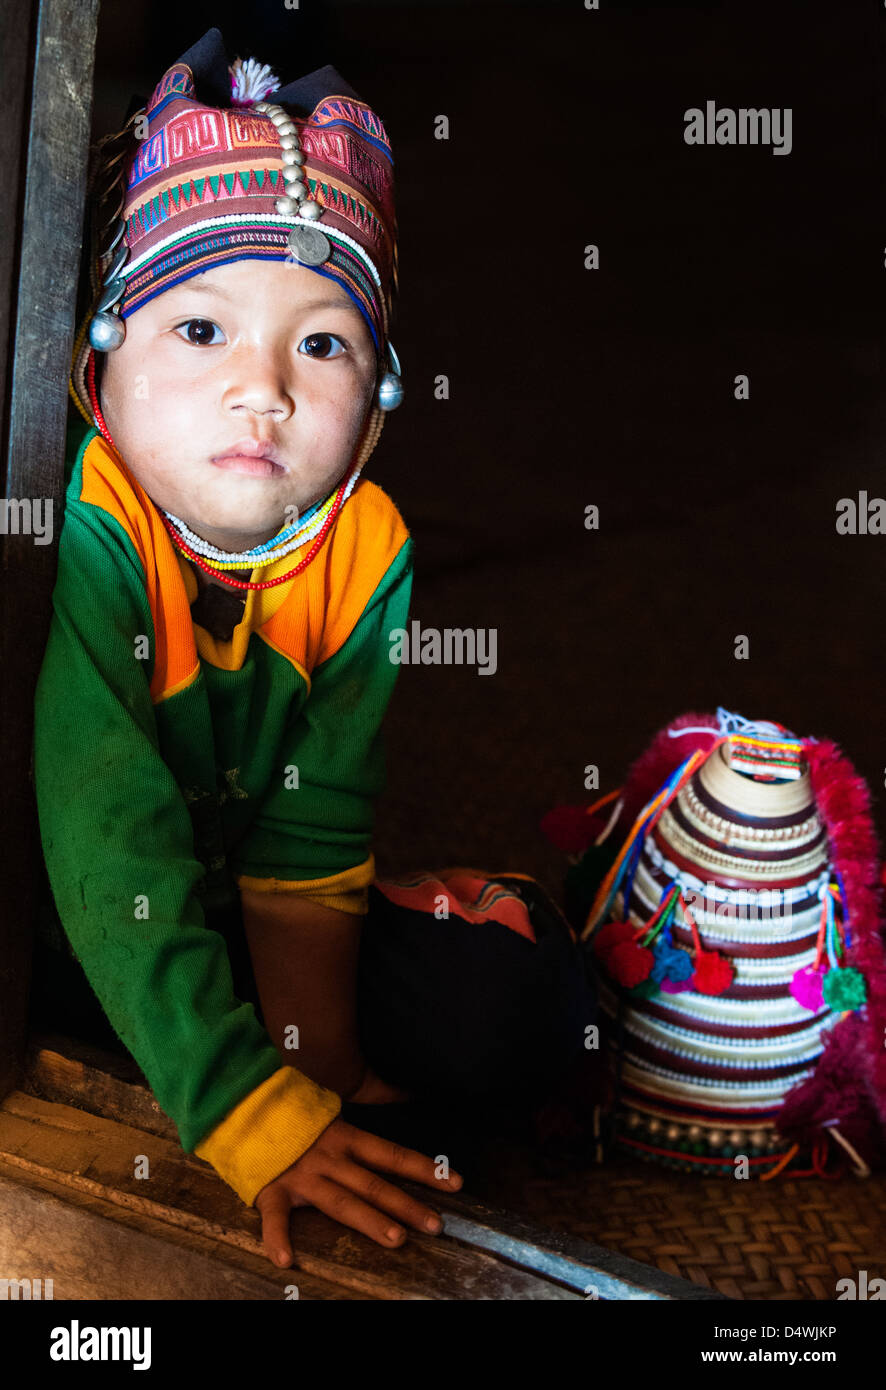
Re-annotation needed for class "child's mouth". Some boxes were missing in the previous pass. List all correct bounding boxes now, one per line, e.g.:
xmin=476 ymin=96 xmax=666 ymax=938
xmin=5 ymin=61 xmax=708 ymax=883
xmin=211 ymin=438 xmax=286 ymax=478
xmin=210 ymin=454 xmax=285 ymax=478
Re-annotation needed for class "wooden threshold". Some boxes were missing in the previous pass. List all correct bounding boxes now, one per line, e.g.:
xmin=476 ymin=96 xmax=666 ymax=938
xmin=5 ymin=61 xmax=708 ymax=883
xmin=0 ymin=1159 xmax=357 ymax=1301
xmin=0 ymin=1085 xmax=575 ymax=1300
xmin=3 ymin=1031 xmax=721 ymax=1300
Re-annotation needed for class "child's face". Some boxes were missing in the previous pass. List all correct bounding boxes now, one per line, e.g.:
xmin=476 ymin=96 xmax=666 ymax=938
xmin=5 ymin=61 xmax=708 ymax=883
xmin=100 ymin=258 xmax=380 ymax=552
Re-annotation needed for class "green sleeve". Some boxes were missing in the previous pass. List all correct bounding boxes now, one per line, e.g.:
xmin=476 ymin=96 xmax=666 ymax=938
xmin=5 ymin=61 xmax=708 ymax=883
xmin=32 ymin=491 xmax=289 ymax=1153
xmin=231 ymin=536 xmax=414 ymax=886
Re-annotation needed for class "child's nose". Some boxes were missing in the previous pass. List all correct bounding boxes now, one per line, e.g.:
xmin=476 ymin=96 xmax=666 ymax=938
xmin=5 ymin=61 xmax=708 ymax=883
xmin=223 ymin=351 xmax=295 ymax=419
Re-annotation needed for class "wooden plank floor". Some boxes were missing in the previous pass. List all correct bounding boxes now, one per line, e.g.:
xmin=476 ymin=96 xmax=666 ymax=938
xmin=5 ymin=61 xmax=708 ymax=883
xmin=0 ymin=1161 xmax=355 ymax=1301
xmin=0 ymin=1087 xmax=585 ymax=1300
xmin=5 ymin=1032 xmax=717 ymax=1300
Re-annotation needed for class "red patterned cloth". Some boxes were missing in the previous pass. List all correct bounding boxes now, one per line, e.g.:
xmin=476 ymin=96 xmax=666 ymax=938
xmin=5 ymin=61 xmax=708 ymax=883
xmin=375 ymin=869 xmax=538 ymax=942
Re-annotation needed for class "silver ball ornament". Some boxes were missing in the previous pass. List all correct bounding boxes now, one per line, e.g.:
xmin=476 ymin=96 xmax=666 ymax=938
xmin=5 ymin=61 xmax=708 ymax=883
xmin=377 ymin=371 xmax=404 ymax=411
xmin=89 ymin=312 xmax=125 ymax=352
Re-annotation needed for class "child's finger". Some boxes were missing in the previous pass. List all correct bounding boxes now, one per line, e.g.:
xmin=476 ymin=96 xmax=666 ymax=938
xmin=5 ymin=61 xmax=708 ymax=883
xmin=346 ymin=1130 xmax=464 ymax=1190
xmin=306 ymin=1174 xmax=411 ymax=1248
xmin=257 ymin=1186 xmax=295 ymax=1267
xmin=334 ymin=1159 xmax=444 ymax=1235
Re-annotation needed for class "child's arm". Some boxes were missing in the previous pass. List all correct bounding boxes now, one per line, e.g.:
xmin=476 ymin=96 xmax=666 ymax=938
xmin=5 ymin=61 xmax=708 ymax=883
xmin=241 ymin=888 xmax=411 ymax=1099
xmin=240 ymin=887 xmax=367 ymax=1096
xmin=242 ymin=888 xmax=412 ymax=1100
xmin=32 ymin=480 xmax=346 ymax=1208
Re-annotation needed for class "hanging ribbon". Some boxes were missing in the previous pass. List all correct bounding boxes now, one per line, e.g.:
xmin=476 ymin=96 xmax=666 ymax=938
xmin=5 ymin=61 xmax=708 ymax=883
xmin=581 ymin=741 xmax=726 ymax=942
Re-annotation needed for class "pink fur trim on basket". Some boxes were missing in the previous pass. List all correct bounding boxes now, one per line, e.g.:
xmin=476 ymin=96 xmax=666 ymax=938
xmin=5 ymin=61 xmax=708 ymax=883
xmin=777 ymin=738 xmax=886 ymax=1164
xmin=616 ymin=711 xmax=719 ymax=829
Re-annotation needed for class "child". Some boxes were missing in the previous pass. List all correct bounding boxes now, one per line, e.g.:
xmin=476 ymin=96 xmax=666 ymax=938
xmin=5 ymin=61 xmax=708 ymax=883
xmin=32 ymin=28 xmax=596 ymax=1269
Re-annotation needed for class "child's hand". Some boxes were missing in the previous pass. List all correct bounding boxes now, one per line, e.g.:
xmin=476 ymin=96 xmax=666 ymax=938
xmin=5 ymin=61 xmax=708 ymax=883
xmin=345 ymin=1066 xmax=412 ymax=1105
xmin=255 ymin=1117 xmax=462 ymax=1267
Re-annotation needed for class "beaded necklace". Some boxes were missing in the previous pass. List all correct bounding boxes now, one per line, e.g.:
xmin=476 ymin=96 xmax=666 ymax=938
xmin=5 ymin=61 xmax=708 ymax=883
xmin=161 ymin=487 xmax=338 ymax=568
xmin=85 ymin=347 xmax=360 ymax=591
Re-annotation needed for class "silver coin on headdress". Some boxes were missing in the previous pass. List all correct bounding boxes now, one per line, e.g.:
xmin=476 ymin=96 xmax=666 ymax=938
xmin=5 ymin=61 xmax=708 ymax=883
xmin=287 ymin=224 xmax=331 ymax=266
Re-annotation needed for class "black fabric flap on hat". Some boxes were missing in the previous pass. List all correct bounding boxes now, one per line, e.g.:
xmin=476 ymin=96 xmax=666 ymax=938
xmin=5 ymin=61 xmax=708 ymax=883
xmin=174 ymin=26 xmax=361 ymax=115
xmin=117 ymin=27 xmax=363 ymax=137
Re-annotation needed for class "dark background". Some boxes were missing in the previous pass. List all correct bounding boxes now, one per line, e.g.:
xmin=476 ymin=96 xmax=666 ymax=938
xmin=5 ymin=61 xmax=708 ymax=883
xmin=90 ymin=0 xmax=886 ymax=895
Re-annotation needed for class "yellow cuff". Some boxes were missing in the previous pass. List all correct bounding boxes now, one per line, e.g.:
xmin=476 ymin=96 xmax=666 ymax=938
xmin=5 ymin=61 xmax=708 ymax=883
xmin=194 ymin=1065 xmax=341 ymax=1206
xmin=236 ymin=854 xmax=375 ymax=916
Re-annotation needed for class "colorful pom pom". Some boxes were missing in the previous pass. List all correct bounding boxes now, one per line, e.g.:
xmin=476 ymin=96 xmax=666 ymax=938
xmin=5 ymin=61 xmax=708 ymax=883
xmin=821 ymin=965 xmax=867 ymax=1012
xmin=651 ymin=937 xmax=694 ymax=984
xmin=660 ymin=976 xmax=692 ymax=993
xmin=629 ymin=977 xmax=660 ymax=1000
xmin=540 ymin=805 xmax=601 ymax=854
xmin=667 ymin=949 xmax=694 ymax=982
xmin=790 ymin=963 xmax=826 ymax=1011
xmin=592 ymin=920 xmax=636 ymax=959
xmin=607 ymin=941 xmax=655 ymax=988
xmin=690 ymin=949 xmax=734 ymax=996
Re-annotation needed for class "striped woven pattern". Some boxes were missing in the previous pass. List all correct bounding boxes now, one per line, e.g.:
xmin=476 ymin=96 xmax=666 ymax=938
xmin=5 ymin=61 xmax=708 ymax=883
xmin=604 ymin=744 xmax=838 ymax=1167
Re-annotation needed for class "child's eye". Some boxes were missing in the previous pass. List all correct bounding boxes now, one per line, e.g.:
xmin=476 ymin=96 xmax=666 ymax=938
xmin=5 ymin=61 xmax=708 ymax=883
xmin=299 ymin=332 xmax=346 ymax=359
xmin=174 ymin=319 xmax=226 ymax=346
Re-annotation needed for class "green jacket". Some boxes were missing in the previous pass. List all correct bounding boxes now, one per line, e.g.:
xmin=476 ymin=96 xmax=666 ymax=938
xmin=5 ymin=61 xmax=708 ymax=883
xmin=33 ymin=419 xmax=413 ymax=1203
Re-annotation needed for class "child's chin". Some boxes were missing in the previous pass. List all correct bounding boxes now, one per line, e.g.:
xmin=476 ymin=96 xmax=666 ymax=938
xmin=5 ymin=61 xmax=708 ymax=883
xmin=208 ymin=515 xmax=279 ymax=536
xmin=192 ymin=503 xmax=283 ymax=540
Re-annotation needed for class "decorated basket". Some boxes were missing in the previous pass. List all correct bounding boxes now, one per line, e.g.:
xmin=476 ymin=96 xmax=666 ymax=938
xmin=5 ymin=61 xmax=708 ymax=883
xmin=543 ymin=710 xmax=886 ymax=1179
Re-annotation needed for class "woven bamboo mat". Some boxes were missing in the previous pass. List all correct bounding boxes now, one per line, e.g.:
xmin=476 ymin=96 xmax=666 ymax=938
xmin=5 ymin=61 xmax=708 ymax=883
xmin=472 ymin=1147 xmax=886 ymax=1300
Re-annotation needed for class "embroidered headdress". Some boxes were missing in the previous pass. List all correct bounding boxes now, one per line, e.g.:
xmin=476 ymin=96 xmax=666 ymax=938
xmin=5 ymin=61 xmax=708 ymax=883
xmin=71 ymin=26 xmax=402 ymax=415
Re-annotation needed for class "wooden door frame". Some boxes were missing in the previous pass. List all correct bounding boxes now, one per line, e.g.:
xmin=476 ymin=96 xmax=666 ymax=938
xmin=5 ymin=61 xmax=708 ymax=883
xmin=0 ymin=0 xmax=99 ymax=1099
